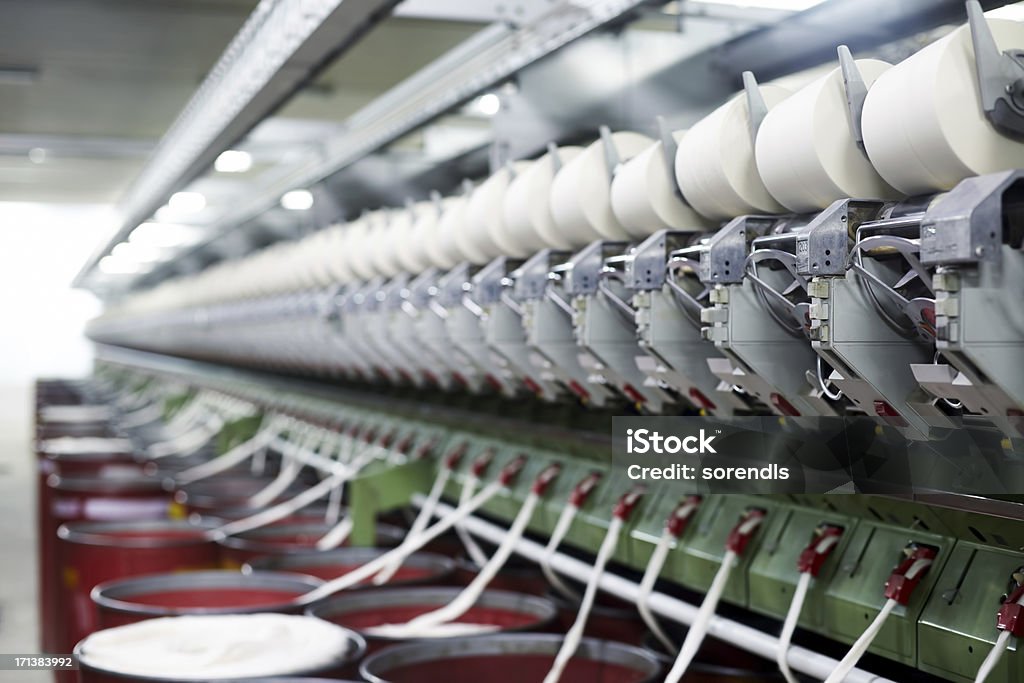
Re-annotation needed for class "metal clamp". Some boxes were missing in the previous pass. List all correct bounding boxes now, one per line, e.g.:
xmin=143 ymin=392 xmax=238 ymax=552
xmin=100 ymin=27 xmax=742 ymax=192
xmin=968 ymin=0 xmax=1024 ymax=141
xmin=883 ymin=542 xmax=938 ymax=605
xmin=797 ymin=523 xmax=844 ymax=577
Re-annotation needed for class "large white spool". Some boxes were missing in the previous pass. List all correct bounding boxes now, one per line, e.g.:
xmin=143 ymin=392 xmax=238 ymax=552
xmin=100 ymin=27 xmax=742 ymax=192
xmin=434 ymin=195 xmax=477 ymax=267
xmin=862 ymin=17 xmax=1024 ymax=195
xmin=450 ymin=189 xmax=491 ymax=265
xmin=610 ymin=132 xmax=714 ymax=236
xmin=393 ymin=204 xmax=430 ymax=275
xmin=345 ymin=217 xmax=377 ymax=281
xmin=756 ymin=59 xmax=899 ymax=212
xmin=325 ymin=223 xmax=355 ymax=285
xmin=503 ymin=146 xmax=582 ymax=253
xmin=419 ymin=198 xmax=459 ymax=270
xmin=464 ymin=160 xmax=533 ymax=260
xmin=675 ymin=84 xmax=792 ymax=220
xmin=371 ymin=211 xmax=404 ymax=278
xmin=550 ymin=131 xmax=655 ymax=244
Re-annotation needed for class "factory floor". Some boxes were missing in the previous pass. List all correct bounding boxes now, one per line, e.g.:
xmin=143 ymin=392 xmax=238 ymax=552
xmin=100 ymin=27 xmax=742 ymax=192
xmin=0 ymin=384 xmax=49 ymax=682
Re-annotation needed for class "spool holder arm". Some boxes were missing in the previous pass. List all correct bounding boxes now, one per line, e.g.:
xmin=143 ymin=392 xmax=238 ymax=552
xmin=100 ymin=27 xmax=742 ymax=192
xmin=967 ymin=0 xmax=1024 ymax=141
xmin=838 ymin=45 xmax=869 ymax=153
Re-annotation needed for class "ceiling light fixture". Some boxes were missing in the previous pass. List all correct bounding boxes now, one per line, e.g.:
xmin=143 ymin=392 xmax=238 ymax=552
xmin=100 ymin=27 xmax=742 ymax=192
xmin=474 ymin=93 xmax=502 ymax=116
xmin=111 ymin=242 xmax=166 ymax=263
xmin=129 ymin=222 xmax=204 ymax=248
xmin=167 ymin=191 xmax=207 ymax=214
xmin=280 ymin=189 xmax=314 ymax=211
xmin=214 ymin=149 xmax=253 ymax=173
xmin=98 ymin=255 xmax=146 ymax=275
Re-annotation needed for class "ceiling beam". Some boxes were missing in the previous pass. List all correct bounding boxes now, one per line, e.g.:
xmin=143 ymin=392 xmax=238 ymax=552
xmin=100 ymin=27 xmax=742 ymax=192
xmin=73 ymin=0 xmax=402 ymax=288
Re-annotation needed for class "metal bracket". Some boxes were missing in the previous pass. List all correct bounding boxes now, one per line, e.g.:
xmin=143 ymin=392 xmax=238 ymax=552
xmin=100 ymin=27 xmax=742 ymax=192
xmin=968 ymin=0 xmax=1024 ymax=141
xmin=504 ymin=159 xmax=519 ymax=180
xmin=599 ymin=125 xmax=622 ymax=178
xmin=547 ymin=141 xmax=563 ymax=174
xmin=837 ymin=45 xmax=868 ymax=153
xmin=430 ymin=190 xmax=445 ymax=217
xmin=461 ymin=178 xmax=475 ymax=196
xmin=742 ymin=71 xmax=769 ymax=147
xmin=657 ymin=115 xmax=689 ymax=204
xmin=700 ymin=215 xmax=778 ymax=285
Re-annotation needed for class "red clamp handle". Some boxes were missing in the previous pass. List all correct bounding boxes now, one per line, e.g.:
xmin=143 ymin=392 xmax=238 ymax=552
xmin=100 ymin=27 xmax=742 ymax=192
xmin=444 ymin=442 xmax=470 ymax=469
xmin=726 ymin=508 xmax=766 ymax=556
xmin=569 ymin=472 xmax=603 ymax=507
xmin=413 ymin=437 xmax=439 ymax=461
xmin=377 ymin=429 xmax=396 ymax=447
xmin=996 ymin=574 xmax=1024 ymax=637
xmin=532 ymin=463 xmax=562 ymax=495
xmin=613 ymin=486 xmax=646 ymax=521
xmin=471 ymin=449 xmax=496 ymax=477
xmin=884 ymin=543 xmax=938 ymax=605
xmin=666 ymin=496 xmax=702 ymax=538
xmin=797 ymin=524 xmax=844 ymax=578
xmin=499 ymin=454 xmax=528 ymax=486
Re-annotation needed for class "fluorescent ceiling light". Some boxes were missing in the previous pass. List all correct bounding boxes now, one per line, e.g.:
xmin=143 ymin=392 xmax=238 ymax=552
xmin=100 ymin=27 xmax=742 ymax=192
xmin=691 ymin=0 xmax=823 ymax=10
xmin=111 ymin=242 xmax=166 ymax=263
xmin=129 ymin=222 xmax=204 ymax=248
xmin=99 ymin=255 xmax=147 ymax=275
xmin=281 ymin=189 xmax=314 ymax=211
xmin=167 ymin=191 xmax=206 ymax=214
xmin=476 ymin=93 xmax=502 ymax=116
xmin=215 ymin=149 xmax=253 ymax=173
xmin=989 ymin=2 xmax=1024 ymax=21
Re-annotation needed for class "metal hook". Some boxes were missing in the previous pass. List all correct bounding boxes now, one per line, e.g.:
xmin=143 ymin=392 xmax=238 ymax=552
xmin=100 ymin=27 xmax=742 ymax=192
xmin=599 ymin=125 xmax=621 ymax=178
xmin=967 ymin=0 xmax=1024 ymax=140
xmin=547 ymin=141 xmax=563 ymax=174
xmin=837 ymin=45 xmax=868 ymax=154
xmin=742 ymin=71 xmax=769 ymax=147
xmin=657 ymin=115 xmax=689 ymax=204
